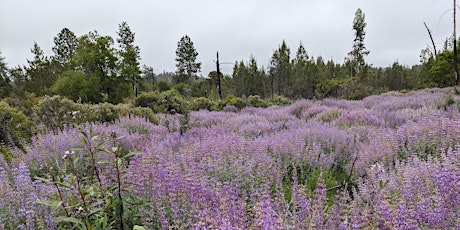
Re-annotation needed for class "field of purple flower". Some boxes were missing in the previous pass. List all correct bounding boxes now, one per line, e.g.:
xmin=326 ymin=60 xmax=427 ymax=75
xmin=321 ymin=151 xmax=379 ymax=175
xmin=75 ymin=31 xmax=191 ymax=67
xmin=1 ymin=87 xmax=460 ymax=229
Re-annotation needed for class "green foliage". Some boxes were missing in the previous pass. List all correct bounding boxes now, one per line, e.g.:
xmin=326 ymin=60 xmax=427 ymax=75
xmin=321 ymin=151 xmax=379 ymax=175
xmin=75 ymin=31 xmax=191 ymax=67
xmin=51 ymin=70 xmax=100 ymax=103
xmin=269 ymin=95 xmax=291 ymax=106
xmin=156 ymin=81 xmax=171 ymax=92
xmin=444 ymin=93 xmax=456 ymax=110
xmin=37 ymin=126 xmax=145 ymax=229
xmin=248 ymin=95 xmax=269 ymax=108
xmin=0 ymin=52 xmax=11 ymax=99
xmin=3 ymin=22 xmax=460 ymax=109
xmin=188 ymin=97 xmax=217 ymax=111
xmin=0 ymin=101 xmax=31 ymax=156
xmin=32 ymin=95 xmax=85 ymax=132
xmin=117 ymin=21 xmax=141 ymax=98
xmin=71 ymin=31 xmax=131 ymax=104
xmin=269 ymin=40 xmax=292 ymax=97
xmin=175 ymin=35 xmax=201 ymax=84
xmin=33 ymin=96 xmax=158 ymax=132
xmin=0 ymin=145 xmax=15 ymax=163
xmin=135 ymin=90 xmax=189 ymax=114
xmin=25 ymin=42 xmax=59 ymax=96
xmin=231 ymin=57 xmax=268 ymax=98
xmin=347 ymin=8 xmax=369 ymax=77
xmin=429 ymin=51 xmax=457 ymax=87
xmin=281 ymin=162 xmax=350 ymax=205
xmin=172 ymin=82 xmax=191 ymax=97
xmin=224 ymin=95 xmax=247 ymax=109
xmin=52 ymin=28 xmax=78 ymax=65
xmin=86 ymin=103 xmax=121 ymax=123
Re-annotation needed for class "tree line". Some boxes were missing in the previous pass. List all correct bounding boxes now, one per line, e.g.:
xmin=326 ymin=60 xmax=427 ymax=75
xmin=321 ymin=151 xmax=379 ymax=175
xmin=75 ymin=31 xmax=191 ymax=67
xmin=0 ymin=8 xmax=459 ymax=104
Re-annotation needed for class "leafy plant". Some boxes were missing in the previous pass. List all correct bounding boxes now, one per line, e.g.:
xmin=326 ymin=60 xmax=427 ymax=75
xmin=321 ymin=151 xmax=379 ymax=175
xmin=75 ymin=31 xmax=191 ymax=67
xmin=37 ymin=125 xmax=144 ymax=229
xmin=0 ymin=101 xmax=31 ymax=155
xmin=248 ymin=95 xmax=269 ymax=108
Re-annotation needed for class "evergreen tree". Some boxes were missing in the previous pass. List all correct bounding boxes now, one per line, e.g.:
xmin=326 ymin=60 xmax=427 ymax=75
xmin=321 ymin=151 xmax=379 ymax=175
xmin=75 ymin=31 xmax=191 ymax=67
xmin=52 ymin=28 xmax=78 ymax=66
xmin=139 ymin=65 xmax=156 ymax=92
xmin=292 ymin=42 xmax=312 ymax=98
xmin=117 ymin=22 xmax=141 ymax=97
xmin=0 ymin=51 xmax=11 ymax=98
xmin=231 ymin=61 xmax=248 ymax=97
xmin=347 ymin=8 xmax=369 ymax=78
xmin=247 ymin=56 xmax=267 ymax=97
xmin=26 ymin=42 xmax=56 ymax=96
xmin=269 ymin=40 xmax=291 ymax=97
xmin=174 ymin=35 xmax=201 ymax=84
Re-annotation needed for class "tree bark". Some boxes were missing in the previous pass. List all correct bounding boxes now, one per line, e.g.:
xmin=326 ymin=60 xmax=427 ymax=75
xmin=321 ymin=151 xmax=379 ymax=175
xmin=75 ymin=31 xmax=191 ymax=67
xmin=423 ymin=22 xmax=437 ymax=58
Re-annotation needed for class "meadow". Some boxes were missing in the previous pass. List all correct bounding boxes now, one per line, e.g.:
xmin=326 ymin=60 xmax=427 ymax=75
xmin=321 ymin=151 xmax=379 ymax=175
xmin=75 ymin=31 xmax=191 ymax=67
xmin=1 ymin=87 xmax=460 ymax=229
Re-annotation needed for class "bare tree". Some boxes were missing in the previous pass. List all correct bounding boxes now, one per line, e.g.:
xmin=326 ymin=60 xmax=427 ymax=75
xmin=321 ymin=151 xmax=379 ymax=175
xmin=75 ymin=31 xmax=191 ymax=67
xmin=423 ymin=22 xmax=438 ymax=58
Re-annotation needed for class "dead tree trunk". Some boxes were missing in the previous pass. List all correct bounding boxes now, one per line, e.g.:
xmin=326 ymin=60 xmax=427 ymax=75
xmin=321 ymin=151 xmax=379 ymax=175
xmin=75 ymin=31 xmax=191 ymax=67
xmin=423 ymin=22 xmax=437 ymax=58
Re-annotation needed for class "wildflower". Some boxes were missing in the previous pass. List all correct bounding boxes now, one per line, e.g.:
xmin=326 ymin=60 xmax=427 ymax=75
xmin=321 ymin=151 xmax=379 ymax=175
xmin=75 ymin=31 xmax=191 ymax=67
xmin=62 ymin=150 xmax=75 ymax=160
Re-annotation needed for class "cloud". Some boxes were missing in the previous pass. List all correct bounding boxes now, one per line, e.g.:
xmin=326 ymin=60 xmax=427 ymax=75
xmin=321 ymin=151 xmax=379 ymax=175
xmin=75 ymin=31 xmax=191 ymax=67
xmin=0 ymin=0 xmax=455 ymax=75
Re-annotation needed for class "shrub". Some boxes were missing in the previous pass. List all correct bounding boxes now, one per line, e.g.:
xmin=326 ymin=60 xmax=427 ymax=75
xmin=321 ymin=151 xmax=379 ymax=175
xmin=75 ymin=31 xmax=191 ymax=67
xmin=36 ymin=126 xmax=145 ymax=229
xmin=134 ymin=92 xmax=158 ymax=108
xmin=156 ymin=81 xmax=171 ymax=92
xmin=444 ymin=94 xmax=455 ymax=107
xmin=269 ymin=95 xmax=291 ymax=106
xmin=172 ymin=82 xmax=191 ymax=97
xmin=248 ymin=95 xmax=269 ymax=108
xmin=224 ymin=95 xmax=247 ymax=109
xmin=135 ymin=90 xmax=189 ymax=114
xmin=86 ymin=103 xmax=121 ymax=123
xmin=32 ymin=95 xmax=85 ymax=132
xmin=188 ymin=97 xmax=216 ymax=111
xmin=0 ymin=101 xmax=31 ymax=153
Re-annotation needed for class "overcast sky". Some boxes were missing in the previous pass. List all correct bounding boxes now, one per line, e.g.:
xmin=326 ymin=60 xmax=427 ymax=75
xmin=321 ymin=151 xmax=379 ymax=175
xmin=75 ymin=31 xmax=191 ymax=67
xmin=0 ymin=0 xmax=455 ymax=75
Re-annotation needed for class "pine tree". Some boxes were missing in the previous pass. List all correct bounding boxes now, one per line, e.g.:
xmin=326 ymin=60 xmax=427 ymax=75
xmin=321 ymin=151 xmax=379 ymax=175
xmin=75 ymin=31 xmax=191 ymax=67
xmin=0 ymin=51 xmax=11 ymax=98
xmin=52 ymin=28 xmax=78 ymax=66
xmin=26 ymin=42 xmax=55 ymax=95
xmin=117 ymin=22 xmax=141 ymax=97
xmin=347 ymin=8 xmax=369 ymax=77
xmin=174 ymin=35 xmax=201 ymax=84
xmin=269 ymin=40 xmax=291 ymax=97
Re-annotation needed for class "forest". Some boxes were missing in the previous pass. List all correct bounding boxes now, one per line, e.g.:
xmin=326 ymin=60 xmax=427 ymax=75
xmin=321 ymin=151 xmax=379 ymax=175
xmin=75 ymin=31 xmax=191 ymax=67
xmin=1 ymin=8 xmax=460 ymax=229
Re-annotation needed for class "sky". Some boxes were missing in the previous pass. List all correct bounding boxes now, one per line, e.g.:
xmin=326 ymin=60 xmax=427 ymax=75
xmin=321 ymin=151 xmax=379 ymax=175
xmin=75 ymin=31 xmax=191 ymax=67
xmin=0 ymin=0 xmax=455 ymax=76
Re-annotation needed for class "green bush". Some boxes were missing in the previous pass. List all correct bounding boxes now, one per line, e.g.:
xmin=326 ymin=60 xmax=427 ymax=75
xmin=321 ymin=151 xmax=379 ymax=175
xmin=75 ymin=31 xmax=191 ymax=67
xmin=160 ymin=89 xmax=190 ymax=114
xmin=156 ymin=81 xmax=171 ymax=92
xmin=32 ymin=95 xmax=85 ymax=132
xmin=248 ymin=95 xmax=269 ymax=108
xmin=135 ymin=90 xmax=189 ymax=114
xmin=0 ymin=101 xmax=31 ymax=158
xmin=269 ymin=95 xmax=291 ymax=106
xmin=188 ymin=97 xmax=216 ymax=111
xmin=134 ymin=92 xmax=158 ymax=108
xmin=172 ymin=82 xmax=191 ymax=97
xmin=87 ymin=103 xmax=121 ymax=123
xmin=51 ymin=70 xmax=101 ymax=103
xmin=445 ymin=94 xmax=455 ymax=107
xmin=224 ymin=95 xmax=247 ymax=109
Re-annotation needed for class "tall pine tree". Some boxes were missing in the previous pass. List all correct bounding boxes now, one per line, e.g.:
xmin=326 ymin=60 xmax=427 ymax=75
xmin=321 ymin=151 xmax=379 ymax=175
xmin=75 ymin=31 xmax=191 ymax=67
xmin=269 ymin=40 xmax=291 ymax=97
xmin=175 ymin=35 xmax=201 ymax=84
xmin=52 ymin=28 xmax=78 ymax=67
xmin=347 ymin=8 xmax=369 ymax=78
xmin=0 ymin=51 xmax=11 ymax=98
xmin=117 ymin=22 xmax=141 ymax=97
